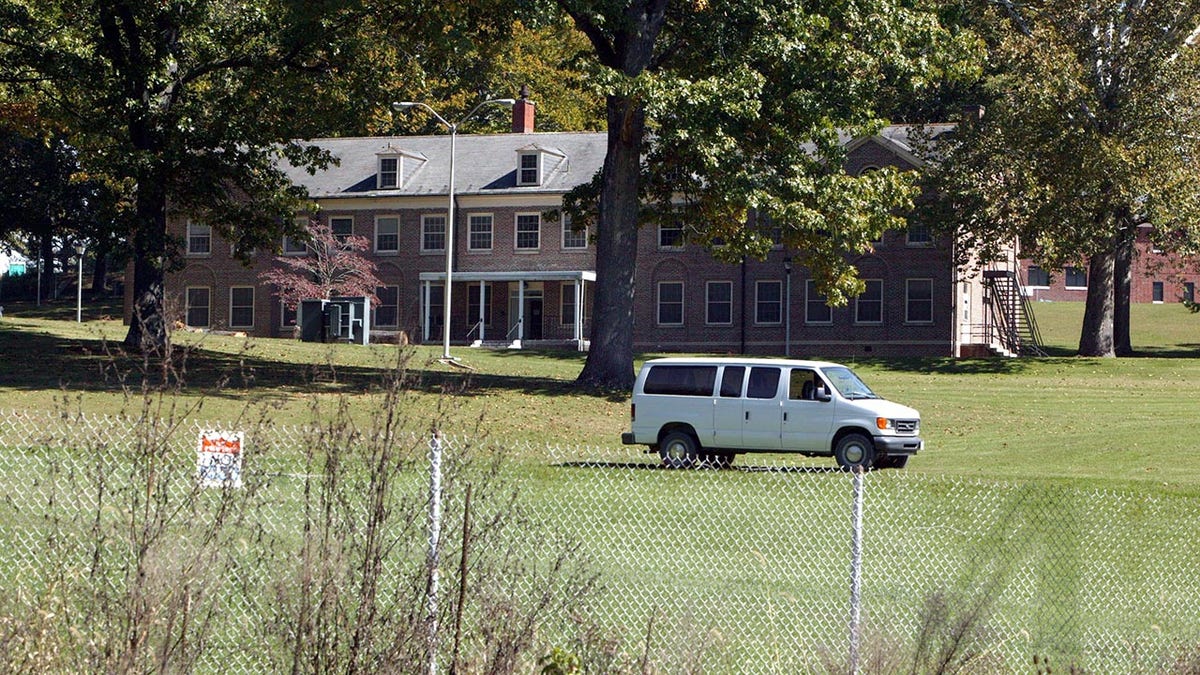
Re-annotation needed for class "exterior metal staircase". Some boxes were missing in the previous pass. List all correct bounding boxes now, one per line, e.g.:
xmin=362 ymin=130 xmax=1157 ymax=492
xmin=982 ymin=269 xmax=1047 ymax=357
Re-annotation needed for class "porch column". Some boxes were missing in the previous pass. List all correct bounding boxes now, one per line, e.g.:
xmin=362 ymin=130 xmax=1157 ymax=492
xmin=516 ymin=280 xmax=526 ymax=345
xmin=574 ymin=277 xmax=584 ymax=350
xmin=422 ymin=281 xmax=431 ymax=342
xmin=478 ymin=281 xmax=487 ymax=342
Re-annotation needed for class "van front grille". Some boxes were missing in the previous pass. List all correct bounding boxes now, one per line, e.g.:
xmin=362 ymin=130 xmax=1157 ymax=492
xmin=895 ymin=420 xmax=919 ymax=434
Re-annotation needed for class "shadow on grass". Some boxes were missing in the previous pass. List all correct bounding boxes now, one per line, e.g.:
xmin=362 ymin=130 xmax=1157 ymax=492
xmin=0 ymin=323 xmax=596 ymax=400
xmin=555 ymin=460 xmax=844 ymax=474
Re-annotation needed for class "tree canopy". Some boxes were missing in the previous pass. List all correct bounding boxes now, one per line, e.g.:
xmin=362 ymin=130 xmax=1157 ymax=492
xmin=922 ymin=0 xmax=1200 ymax=356
xmin=558 ymin=0 xmax=983 ymax=388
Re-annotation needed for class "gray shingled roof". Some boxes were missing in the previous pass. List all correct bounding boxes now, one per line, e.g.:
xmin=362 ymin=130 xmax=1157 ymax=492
xmin=281 ymin=125 xmax=952 ymax=200
xmin=281 ymin=131 xmax=609 ymax=200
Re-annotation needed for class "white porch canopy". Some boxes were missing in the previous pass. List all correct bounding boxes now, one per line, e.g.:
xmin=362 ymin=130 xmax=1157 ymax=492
xmin=417 ymin=270 xmax=596 ymax=350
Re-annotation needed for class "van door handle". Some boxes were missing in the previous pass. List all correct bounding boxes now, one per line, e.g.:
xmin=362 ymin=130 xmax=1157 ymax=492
xmin=783 ymin=412 xmax=788 ymax=422
xmin=744 ymin=411 xmax=749 ymax=421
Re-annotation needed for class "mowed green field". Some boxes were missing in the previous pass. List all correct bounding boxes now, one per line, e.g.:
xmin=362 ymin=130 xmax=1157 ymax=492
xmin=2 ymin=299 xmax=1200 ymax=494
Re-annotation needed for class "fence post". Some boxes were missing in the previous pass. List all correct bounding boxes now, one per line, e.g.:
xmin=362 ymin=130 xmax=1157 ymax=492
xmin=849 ymin=465 xmax=865 ymax=675
xmin=427 ymin=430 xmax=444 ymax=675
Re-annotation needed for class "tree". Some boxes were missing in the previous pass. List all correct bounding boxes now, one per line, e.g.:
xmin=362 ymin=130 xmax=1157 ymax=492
xmin=259 ymin=219 xmax=382 ymax=311
xmin=557 ymin=0 xmax=981 ymax=388
xmin=922 ymin=0 xmax=1200 ymax=356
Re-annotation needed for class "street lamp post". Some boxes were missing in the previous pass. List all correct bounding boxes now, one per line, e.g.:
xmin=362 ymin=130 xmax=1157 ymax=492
xmin=74 ymin=241 xmax=87 ymax=323
xmin=783 ymin=256 xmax=792 ymax=356
xmin=393 ymin=98 xmax=516 ymax=362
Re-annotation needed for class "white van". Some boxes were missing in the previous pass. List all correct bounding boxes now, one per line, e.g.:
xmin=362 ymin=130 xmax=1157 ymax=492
xmin=621 ymin=357 xmax=922 ymax=469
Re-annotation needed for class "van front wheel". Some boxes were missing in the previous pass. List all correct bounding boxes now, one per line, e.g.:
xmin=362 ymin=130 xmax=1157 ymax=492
xmin=659 ymin=431 xmax=700 ymax=468
xmin=834 ymin=433 xmax=876 ymax=471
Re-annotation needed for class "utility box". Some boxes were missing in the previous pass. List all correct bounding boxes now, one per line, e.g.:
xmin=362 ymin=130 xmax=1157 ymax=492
xmin=298 ymin=296 xmax=371 ymax=345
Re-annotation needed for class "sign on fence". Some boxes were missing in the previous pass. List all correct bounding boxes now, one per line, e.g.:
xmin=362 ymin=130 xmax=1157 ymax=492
xmin=197 ymin=430 xmax=243 ymax=488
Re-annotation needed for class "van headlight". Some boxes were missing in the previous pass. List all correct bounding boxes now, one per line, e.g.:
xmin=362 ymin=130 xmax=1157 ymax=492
xmin=876 ymin=417 xmax=893 ymax=431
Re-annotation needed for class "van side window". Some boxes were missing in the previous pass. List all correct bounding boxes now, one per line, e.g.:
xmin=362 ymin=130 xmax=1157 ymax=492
xmin=719 ymin=366 xmax=745 ymax=397
xmin=789 ymin=368 xmax=819 ymax=400
xmin=746 ymin=367 xmax=781 ymax=399
xmin=643 ymin=365 xmax=718 ymax=396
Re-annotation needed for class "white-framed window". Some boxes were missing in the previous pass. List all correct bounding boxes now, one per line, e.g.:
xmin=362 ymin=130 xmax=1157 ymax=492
xmin=374 ymin=285 xmax=399 ymax=327
xmin=562 ymin=217 xmax=587 ymax=250
xmin=906 ymin=278 xmax=934 ymax=324
xmin=515 ymin=213 xmax=540 ymax=251
xmin=185 ymin=287 xmax=211 ymax=328
xmin=518 ymin=152 xmax=540 ymax=185
xmin=805 ymin=280 xmax=832 ymax=324
xmin=229 ymin=287 xmax=254 ymax=329
xmin=658 ymin=221 xmax=684 ymax=249
xmin=422 ymin=214 xmax=447 ymax=253
xmin=1027 ymin=265 xmax=1050 ymax=287
xmin=755 ymin=280 xmax=782 ymax=325
xmin=186 ymin=222 xmax=211 ymax=255
xmin=467 ymin=283 xmax=493 ymax=326
xmin=706 ymin=281 xmax=733 ymax=325
xmin=378 ymin=155 xmax=399 ymax=189
xmin=1064 ymin=266 xmax=1086 ymax=289
xmin=657 ymin=281 xmax=684 ymax=326
xmin=560 ymin=281 xmax=582 ymax=327
xmin=906 ymin=222 xmax=933 ymax=246
xmin=468 ymin=214 xmax=493 ymax=252
xmin=1153 ymin=281 xmax=1164 ymax=303
xmin=1185 ymin=282 xmax=1195 ymax=304
xmin=855 ymin=279 xmax=883 ymax=324
xmin=375 ymin=216 xmax=400 ymax=253
xmin=330 ymin=216 xmax=354 ymax=243
xmin=283 ymin=218 xmax=308 ymax=255
xmin=280 ymin=300 xmax=297 ymax=328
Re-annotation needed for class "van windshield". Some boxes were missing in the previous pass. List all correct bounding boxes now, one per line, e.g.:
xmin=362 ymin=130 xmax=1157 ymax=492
xmin=821 ymin=366 xmax=878 ymax=400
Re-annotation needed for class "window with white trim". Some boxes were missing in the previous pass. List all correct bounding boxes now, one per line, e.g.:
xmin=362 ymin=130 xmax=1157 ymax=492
xmin=755 ymin=280 xmax=782 ymax=324
xmin=1064 ymin=266 xmax=1086 ymax=288
xmin=374 ymin=285 xmax=399 ymax=327
xmin=422 ymin=214 xmax=446 ymax=252
xmin=562 ymin=217 xmax=587 ymax=249
xmin=1027 ymin=265 xmax=1050 ymax=287
xmin=906 ymin=278 xmax=934 ymax=323
xmin=560 ymin=282 xmax=581 ymax=326
xmin=518 ymin=152 xmax=540 ymax=185
xmin=467 ymin=283 xmax=492 ymax=326
xmin=855 ymin=279 xmax=883 ymax=324
xmin=1153 ymin=281 xmax=1164 ymax=303
xmin=468 ymin=214 xmax=493 ymax=251
xmin=375 ymin=216 xmax=399 ymax=253
xmin=283 ymin=219 xmax=308 ymax=255
xmin=185 ymin=287 xmax=211 ymax=328
xmin=229 ymin=287 xmax=254 ymax=328
xmin=515 ymin=213 xmax=540 ymax=251
xmin=706 ymin=281 xmax=733 ymax=325
xmin=1185 ymin=282 xmax=1195 ymax=304
xmin=280 ymin=301 xmax=297 ymax=328
xmin=657 ymin=281 xmax=684 ymax=326
xmin=658 ymin=221 xmax=684 ymax=249
xmin=186 ymin=222 xmax=211 ymax=255
xmin=906 ymin=222 xmax=933 ymax=245
xmin=378 ymin=156 xmax=399 ymax=189
xmin=805 ymin=280 xmax=832 ymax=324
xmin=330 ymin=216 xmax=353 ymax=243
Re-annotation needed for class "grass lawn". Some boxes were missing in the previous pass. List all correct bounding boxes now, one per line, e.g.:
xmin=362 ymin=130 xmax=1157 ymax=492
xmin=2 ymin=298 xmax=1200 ymax=494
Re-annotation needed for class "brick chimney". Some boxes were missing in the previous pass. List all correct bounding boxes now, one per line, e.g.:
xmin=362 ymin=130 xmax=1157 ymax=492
xmin=512 ymin=84 xmax=535 ymax=134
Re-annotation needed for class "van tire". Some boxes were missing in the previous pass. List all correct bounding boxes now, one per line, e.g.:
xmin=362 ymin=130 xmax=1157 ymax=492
xmin=659 ymin=431 xmax=700 ymax=468
xmin=834 ymin=433 xmax=876 ymax=470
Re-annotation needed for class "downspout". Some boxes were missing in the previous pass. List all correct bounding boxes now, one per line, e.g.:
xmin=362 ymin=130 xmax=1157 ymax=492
xmin=740 ymin=257 xmax=747 ymax=354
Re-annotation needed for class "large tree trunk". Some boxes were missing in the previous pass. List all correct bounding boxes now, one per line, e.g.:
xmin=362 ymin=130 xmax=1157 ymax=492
xmin=576 ymin=94 xmax=644 ymax=390
xmin=1113 ymin=235 xmax=1133 ymax=356
xmin=1079 ymin=249 xmax=1116 ymax=357
xmin=122 ymin=176 xmax=169 ymax=353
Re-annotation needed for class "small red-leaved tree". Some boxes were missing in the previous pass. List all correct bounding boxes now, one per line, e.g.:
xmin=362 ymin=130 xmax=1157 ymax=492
xmin=260 ymin=218 xmax=383 ymax=310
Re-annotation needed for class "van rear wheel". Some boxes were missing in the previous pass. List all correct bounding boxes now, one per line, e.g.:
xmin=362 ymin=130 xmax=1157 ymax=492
xmin=659 ymin=431 xmax=700 ymax=468
xmin=834 ymin=433 xmax=876 ymax=471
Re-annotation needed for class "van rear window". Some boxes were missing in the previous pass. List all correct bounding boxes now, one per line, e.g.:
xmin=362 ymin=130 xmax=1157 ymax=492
xmin=643 ymin=365 xmax=718 ymax=396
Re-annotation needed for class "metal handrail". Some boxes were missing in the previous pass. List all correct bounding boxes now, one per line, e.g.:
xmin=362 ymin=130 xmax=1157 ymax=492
xmin=464 ymin=320 xmax=482 ymax=341
xmin=505 ymin=320 xmax=522 ymax=340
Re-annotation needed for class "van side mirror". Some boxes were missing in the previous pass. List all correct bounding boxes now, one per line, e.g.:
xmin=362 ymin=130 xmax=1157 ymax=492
xmin=816 ymin=386 xmax=832 ymax=402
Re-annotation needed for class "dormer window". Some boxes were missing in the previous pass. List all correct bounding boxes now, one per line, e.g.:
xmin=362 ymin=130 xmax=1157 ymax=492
xmin=378 ymin=156 xmax=400 ymax=189
xmin=518 ymin=152 xmax=540 ymax=186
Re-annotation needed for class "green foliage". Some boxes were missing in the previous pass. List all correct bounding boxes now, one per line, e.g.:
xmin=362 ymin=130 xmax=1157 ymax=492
xmin=539 ymin=646 xmax=582 ymax=674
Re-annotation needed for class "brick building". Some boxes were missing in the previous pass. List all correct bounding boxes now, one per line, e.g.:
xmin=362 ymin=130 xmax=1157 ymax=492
xmin=1021 ymin=225 xmax=1200 ymax=305
xmin=145 ymin=105 xmax=1031 ymax=358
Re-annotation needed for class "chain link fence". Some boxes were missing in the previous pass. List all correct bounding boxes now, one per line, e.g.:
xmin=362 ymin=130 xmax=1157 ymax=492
xmin=0 ymin=409 xmax=1198 ymax=673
